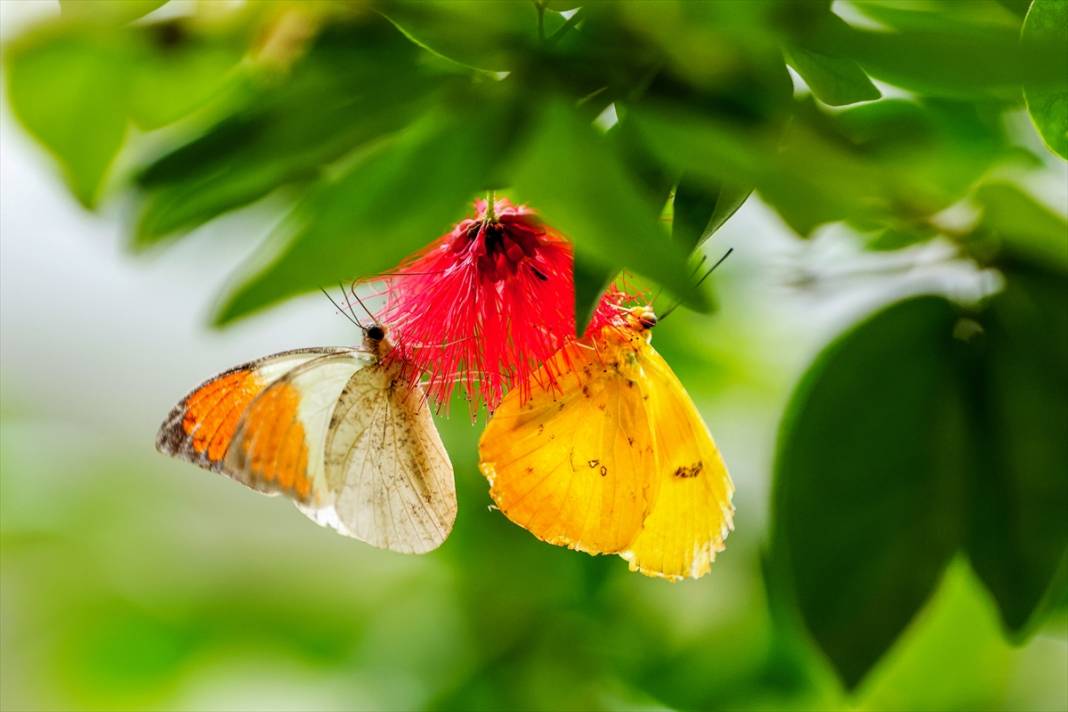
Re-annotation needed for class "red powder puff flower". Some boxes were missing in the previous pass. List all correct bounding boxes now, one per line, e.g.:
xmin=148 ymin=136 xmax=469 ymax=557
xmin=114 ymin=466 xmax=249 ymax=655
xmin=378 ymin=197 xmax=580 ymax=412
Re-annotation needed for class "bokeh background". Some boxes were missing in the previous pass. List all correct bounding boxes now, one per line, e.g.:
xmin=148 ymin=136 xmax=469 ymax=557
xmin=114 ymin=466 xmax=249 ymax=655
xmin=2 ymin=1 xmax=1066 ymax=711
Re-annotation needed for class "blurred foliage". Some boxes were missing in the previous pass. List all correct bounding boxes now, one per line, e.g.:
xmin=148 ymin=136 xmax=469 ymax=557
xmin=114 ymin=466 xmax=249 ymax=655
xmin=3 ymin=0 xmax=1067 ymax=703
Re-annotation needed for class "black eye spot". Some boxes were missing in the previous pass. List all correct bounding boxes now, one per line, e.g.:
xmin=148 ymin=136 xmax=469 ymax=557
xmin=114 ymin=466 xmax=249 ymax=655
xmin=367 ymin=325 xmax=385 ymax=341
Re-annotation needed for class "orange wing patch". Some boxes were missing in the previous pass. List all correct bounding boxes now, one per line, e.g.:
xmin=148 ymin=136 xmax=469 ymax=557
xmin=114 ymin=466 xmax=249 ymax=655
xmin=182 ymin=370 xmax=264 ymax=462
xmin=235 ymin=382 xmax=311 ymax=500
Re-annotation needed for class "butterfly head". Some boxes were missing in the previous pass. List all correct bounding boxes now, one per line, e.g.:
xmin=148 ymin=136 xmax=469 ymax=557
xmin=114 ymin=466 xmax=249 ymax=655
xmin=625 ymin=305 xmax=658 ymax=331
xmin=363 ymin=323 xmax=388 ymax=351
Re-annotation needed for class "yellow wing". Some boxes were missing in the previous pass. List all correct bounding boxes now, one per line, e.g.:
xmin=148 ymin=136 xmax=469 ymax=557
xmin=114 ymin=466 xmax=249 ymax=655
xmin=479 ymin=324 xmax=734 ymax=581
xmin=621 ymin=339 xmax=734 ymax=580
xmin=479 ymin=337 xmax=656 ymax=554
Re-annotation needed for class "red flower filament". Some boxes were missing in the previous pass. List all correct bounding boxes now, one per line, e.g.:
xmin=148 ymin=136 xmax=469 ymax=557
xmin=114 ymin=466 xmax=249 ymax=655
xmin=379 ymin=198 xmax=577 ymax=412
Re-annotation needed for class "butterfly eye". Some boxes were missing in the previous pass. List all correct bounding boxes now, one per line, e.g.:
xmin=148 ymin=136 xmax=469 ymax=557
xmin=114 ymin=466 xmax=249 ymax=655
xmin=367 ymin=325 xmax=386 ymax=341
xmin=638 ymin=309 xmax=657 ymax=330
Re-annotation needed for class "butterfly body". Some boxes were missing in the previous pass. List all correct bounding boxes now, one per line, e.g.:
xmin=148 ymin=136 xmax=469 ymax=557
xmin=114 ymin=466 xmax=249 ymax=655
xmin=479 ymin=306 xmax=734 ymax=580
xmin=157 ymin=329 xmax=456 ymax=554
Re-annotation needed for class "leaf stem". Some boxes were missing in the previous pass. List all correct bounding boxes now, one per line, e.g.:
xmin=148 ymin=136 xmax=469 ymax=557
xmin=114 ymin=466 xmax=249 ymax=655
xmin=547 ymin=8 xmax=585 ymax=47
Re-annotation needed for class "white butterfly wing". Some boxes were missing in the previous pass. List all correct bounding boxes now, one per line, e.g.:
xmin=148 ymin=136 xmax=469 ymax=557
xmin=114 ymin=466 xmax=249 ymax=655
xmin=323 ymin=363 xmax=457 ymax=554
xmin=164 ymin=344 xmax=456 ymax=554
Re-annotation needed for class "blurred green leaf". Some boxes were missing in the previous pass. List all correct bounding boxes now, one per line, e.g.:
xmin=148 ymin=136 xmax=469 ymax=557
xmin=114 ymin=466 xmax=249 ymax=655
xmin=609 ymin=110 xmax=676 ymax=209
xmin=134 ymin=20 xmax=438 ymax=246
xmin=510 ymin=99 xmax=705 ymax=310
xmin=215 ymin=103 xmax=502 ymax=324
xmin=846 ymin=0 xmax=1023 ymax=32
xmin=573 ymin=253 xmax=617 ymax=335
xmin=4 ymin=18 xmax=242 ymax=210
xmin=810 ymin=13 xmax=1067 ymax=98
xmin=1023 ymin=0 xmax=1068 ymax=159
xmin=4 ymin=25 xmax=132 ymax=207
xmin=785 ymin=46 xmax=881 ymax=107
xmin=59 ymin=0 xmax=168 ymax=24
xmin=995 ymin=0 xmax=1034 ymax=17
xmin=379 ymin=0 xmax=539 ymax=71
xmin=975 ymin=182 xmax=1068 ymax=273
xmin=862 ymin=224 xmax=937 ymax=252
xmin=772 ymin=295 xmax=968 ymax=689
xmin=967 ymin=264 xmax=1068 ymax=637
xmin=630 ymin=102 xmax=883 ymax=236
xmin=672 ymin=175 xmax=751 ymax=250
xmin=834 ymin=99 xmax=1010 ymax=214
xmin=126 ymin=25 xmax=242 ymax=130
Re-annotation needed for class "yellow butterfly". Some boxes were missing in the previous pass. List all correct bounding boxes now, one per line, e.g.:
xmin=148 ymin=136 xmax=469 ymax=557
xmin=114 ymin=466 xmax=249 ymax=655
xmin=478 ymin=305 xmax=734 ymax=580
xmin=156 ymin=324 xmax=457 ymax=554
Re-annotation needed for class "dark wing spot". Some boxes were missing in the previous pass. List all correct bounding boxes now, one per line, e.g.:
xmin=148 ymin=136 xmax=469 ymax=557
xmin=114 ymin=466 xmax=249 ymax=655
xmin=599 ymin=465 xmax=608 ymax=477
xmin=587 ymin=459 xmax=599 ymax=468
xmin=673 ymin=460 xmax=704 ymax=478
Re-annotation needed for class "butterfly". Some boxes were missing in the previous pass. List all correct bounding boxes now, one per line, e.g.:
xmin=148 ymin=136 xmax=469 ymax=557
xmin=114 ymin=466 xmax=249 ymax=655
xmin=156 ymin=323 xmax=457 ymax=554
xmin=478 ymin=305 xmax=734 ymax=580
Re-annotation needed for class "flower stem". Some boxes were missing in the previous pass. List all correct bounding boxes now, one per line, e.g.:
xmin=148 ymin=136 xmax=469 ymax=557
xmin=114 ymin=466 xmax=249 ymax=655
xmin=486 ymin=190 xmax=497 ymax=222
xmin=535 ymin=1 xmax=545 ymax=43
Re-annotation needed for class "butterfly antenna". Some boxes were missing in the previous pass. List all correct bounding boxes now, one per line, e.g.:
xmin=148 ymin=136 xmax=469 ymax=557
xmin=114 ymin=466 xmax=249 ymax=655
xmin=337 ymin=281 xmax=366 ymax=328
xmin=320 ymin=286 xmax=362 ymax=328
xmin=659 ymin=247 xmax=734 ymax=321
xmin=695 ymin=247 xmax=733 ymax=289
xmin=348 ymin=281 xmax=378 ymax=325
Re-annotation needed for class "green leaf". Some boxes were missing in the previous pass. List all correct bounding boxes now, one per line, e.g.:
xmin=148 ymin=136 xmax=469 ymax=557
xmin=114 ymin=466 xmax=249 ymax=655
xmin=5 ymin=18 xmax=243 ymax=210
xmin=975 ymin=182 xmax=1068 ymax=274
xmin=59 ymin=0 xmax=168 ymax=24
xmin=510 ymin=100 xmax=704 ymax=310
xmin=785 ymin=46 xmax=881 ymax=107
xmin=4 ymin=24 xmax=132 ymax=208
xmin=573 ymin=253 xmax=617 ymax=336
xmin=126 ymin=25 xmax=243 ymax=130
xmin=809 ymin=13 xmax=1067 ymax=98
xmin=861 ymin=224 xmax=937 ymax=252
xmin=834 ymin=99 xmax=1009 ymax=214
xmin=967 ymin=264 xmax=1068 ymax=637
xmin=380 ymin=0 xmax=538 ymax=70
xmin=629 ymin=103 xmax=880 ymax=236
xmin=995 ymin=0 xmax=1034 ymax=17
xmin=771 ymin=295 xmax=968 ymax=689
xmin=134 ymin=20 xmax=438 ymax=246
xmin=1023 ymin=0 xmax=1068 ymax=159
xmin=672 ymin=174 xmax=751 ymax=250
xmin=849 ymin=0 xmax=1023 ymax=32
xmin=214 ymin=106 xmax=502 ymax=325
